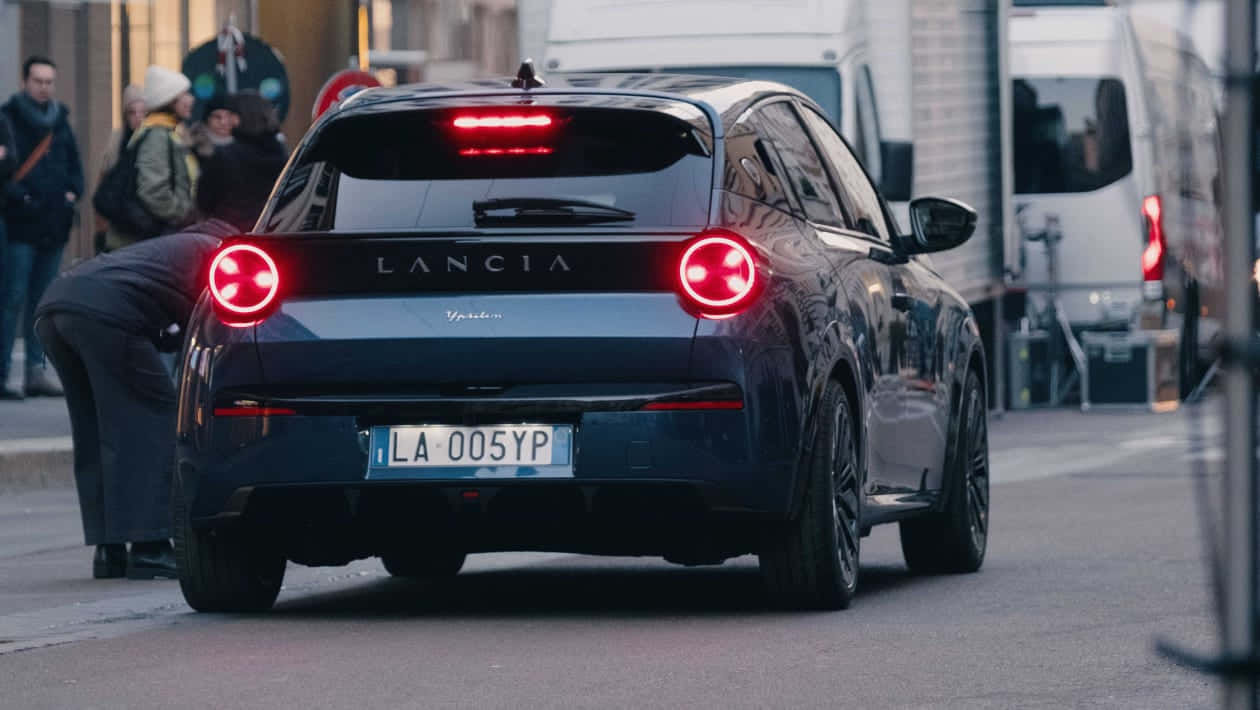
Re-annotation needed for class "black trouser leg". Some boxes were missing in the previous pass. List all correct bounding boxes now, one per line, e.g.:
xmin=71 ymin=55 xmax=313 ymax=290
xmin=46 ymin=314 xmax=177 ymax=544
xmin=37 ymin=315 xmax=106 ymax=545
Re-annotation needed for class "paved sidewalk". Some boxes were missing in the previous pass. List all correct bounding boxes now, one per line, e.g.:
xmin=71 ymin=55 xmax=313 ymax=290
xmin=0 ymin=396 xmax=72 ymax=492
xmin=0 ymin=340 xmax=80 ymax=490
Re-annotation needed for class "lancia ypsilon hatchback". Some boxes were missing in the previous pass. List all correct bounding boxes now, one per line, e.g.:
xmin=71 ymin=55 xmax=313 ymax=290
xmin=173 ymin=70 xmax=990 ymax=612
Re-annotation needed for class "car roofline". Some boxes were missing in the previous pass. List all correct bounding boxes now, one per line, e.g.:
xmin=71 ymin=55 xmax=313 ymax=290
xmin=296 ymin=83 xmax=750 ymax=229
xmin=335 ymin=86 xmax=730 ymax=139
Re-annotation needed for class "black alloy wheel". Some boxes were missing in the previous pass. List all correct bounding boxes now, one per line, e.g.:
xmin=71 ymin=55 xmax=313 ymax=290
xmin=832 ymin=405 xmax=861 ymax=595
xmin=900 ymin=369 xmax=989 ymax=574
xmin=760 ymin=378 xmax=860 ymax=610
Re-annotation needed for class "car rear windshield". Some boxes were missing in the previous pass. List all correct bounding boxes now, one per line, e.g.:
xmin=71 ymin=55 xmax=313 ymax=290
xmin=261 ymin=104 xmax=714 ymax=232
xmin=1013 ymin=77 xmax=1134 ymax=194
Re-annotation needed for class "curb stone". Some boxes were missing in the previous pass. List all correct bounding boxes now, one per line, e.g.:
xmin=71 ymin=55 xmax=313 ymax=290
xmin=0 ymin=438 xmax=74 ymax=493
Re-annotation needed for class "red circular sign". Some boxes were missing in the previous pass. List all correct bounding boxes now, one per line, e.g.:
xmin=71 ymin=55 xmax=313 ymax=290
xmin=312 ymin=70 xmax=381 ymax=120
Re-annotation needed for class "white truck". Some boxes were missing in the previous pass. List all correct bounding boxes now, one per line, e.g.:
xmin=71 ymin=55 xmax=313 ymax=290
xmin=519 ymin=0 xmax=1012 ymax=401
xmin=1010 ymin=1 xmax=1223 ymax=398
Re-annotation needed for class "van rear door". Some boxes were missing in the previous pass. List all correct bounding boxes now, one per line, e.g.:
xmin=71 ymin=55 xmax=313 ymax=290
xmin=1012 ymin=74 xmax=1145 ymax=327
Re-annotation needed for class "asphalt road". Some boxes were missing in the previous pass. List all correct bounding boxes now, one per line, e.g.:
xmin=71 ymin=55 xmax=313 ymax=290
xmin=0 ymin=404 xmax=1226 ymax=709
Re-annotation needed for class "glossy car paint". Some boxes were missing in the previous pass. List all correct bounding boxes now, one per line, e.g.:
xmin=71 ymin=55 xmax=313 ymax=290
xmin=175 ymin=74 xmax=985 ymax=563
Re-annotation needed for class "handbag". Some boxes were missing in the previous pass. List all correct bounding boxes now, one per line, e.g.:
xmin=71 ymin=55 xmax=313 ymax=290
xmin=93 ymin=128 xmax=177 ymax=240
xmin=3 ymin=131 xmax=53 ymax=219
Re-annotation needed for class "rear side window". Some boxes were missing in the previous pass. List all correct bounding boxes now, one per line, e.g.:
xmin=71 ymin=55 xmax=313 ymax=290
xmin=799 ymin=106 xmax=891 ymax=242
xmin=1013 ymin=77 xmax=1134 ymax=194
xmin=722 ymin=119 xmax=794 ymax=213
xmin=263 ymin=105 xmax=713 ymax=231
xmin=752 ymin=102 xmax=847 ymax=227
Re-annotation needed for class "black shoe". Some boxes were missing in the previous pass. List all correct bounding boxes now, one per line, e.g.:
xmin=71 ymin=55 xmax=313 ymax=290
xmin=127 ymin=540 xmax=177 ymax=580
xmin=0 ymin=384 xmax=23 ymax=401
xmin=93 ymin=544 xmax=127 ymax=579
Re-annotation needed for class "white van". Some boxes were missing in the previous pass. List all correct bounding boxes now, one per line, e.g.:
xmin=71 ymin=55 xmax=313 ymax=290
xmin=539 ymin=0 xmax=913 ymax=201
xmin=1010 ymin=3 xmax=1223 ymax=394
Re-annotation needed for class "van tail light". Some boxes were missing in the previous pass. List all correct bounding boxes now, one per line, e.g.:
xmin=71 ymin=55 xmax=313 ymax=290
xmin=1141 ymin=195 xmax=1165 ymax=287
xmin=676 ymin=230 xmax=761 ymax=319
xmin=209 ymin=243 xmax=280 ymax=326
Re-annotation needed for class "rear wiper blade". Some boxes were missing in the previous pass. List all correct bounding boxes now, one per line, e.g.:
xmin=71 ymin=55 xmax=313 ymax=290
xmin=472 ymin=197 xmax=636 ymax=225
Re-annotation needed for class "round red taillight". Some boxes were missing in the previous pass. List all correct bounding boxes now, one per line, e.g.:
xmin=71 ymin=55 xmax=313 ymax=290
xmin=209 ymin=244 xmax=279 ymax=319
xmin=677 ymin=232 xmax=759 ymax=318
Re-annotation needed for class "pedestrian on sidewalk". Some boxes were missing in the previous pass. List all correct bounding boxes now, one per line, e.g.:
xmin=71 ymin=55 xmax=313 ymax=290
xmin=103 ymin=66 xmax=198 ymax=253
xmin=195 ymin=91 xmax=286 ymax=229
xmin=0 ymin=56 xmax=84 ymax=400
xmin=33 ymin=140 xmax=281 ymax=580
xmin=187 ymin=92 xmax=239 ymax=166
xmin=0 ymin=108 xmax=17 ymax=300
xmin=91 ymin=84 xmax=145 ymax=255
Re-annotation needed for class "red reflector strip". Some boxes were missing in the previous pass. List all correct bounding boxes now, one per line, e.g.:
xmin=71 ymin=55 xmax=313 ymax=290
xmin=459 ymin=146 xmax=553 ymax=157
xmin=453 ymin=114 xmax=552 ymax=129
xmin=213 ymin=407 xmax=297 ymax=417
xmin=641 ymin=400 xmax=744 ymax=411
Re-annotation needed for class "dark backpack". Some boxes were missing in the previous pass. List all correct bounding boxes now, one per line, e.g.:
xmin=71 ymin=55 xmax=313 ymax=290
xmin=93 ymin=128 xmax=176 ymax=241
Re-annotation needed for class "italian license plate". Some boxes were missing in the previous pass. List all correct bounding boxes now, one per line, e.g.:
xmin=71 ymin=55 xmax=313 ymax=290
xmin=367 ymin=424 xmax=573 ymax=479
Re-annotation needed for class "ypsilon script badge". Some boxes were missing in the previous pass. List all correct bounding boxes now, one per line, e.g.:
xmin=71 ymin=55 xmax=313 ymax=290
xmin=446 ymin=310 xmax=503 ymax=323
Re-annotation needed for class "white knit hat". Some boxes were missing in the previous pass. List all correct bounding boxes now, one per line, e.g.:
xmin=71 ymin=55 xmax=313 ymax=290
xmin=142 ymin=66 xmax=191 ymax=112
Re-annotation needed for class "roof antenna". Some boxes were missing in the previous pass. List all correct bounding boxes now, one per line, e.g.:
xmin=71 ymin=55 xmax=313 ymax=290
xmin=512 ymin=59 xmax=545 ymax=90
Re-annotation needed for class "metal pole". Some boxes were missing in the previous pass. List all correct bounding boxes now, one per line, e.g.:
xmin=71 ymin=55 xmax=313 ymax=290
xmin=224 ymin=14 xmax=238 ymax=95
xmin=1220 ymin=0 xmax=1256 ymax=706
xmin=993 ymin=0 xmax=1014 ymax=417
xmin=358 ymin=0 xmax=371 ymax=72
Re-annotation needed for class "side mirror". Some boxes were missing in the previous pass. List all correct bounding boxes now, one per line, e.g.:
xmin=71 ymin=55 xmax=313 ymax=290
xmin=905 ymin=197 xmax=977 ymax=254
xmin=878 ymin=140 xmax=913 ymax=202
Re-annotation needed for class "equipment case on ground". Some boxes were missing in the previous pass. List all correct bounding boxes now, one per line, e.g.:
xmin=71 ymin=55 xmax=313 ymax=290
xmin=1007 ymin=329 xmax=1052 ymax=410
xmin=1080 ymin=329 xmax=1179 ymax=412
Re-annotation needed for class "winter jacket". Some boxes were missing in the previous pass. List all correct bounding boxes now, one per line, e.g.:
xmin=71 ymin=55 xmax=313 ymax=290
xmin=1 ymin=93 xmax=84 ymax=246
xmin=196 ymin=132 xmax=287 ymax=232
xmin=37 ymin=218 xmax=236 ymax=338
xmin=0 ymin=111 xmax=16 ymax=190
xmin=105 ymin=113 xmax=198 ymax=251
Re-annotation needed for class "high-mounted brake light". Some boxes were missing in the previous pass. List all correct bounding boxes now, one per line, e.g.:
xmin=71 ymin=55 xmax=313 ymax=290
xmin=1141 ymin=195 xmax=1165 ymax=285
xmin=453 ymin=114 xmax=553 ymax=129
xmin=676 ymin=231 xmax=760 ymax=318
xmin=209 ymin=244 xmax=280 ymax=324
xmin=459 ymin=146 xmax=554 ymax=157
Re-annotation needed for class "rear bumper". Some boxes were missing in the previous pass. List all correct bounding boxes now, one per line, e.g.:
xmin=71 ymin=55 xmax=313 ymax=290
xmin=177 ymin=394 xmax=795 ymax=529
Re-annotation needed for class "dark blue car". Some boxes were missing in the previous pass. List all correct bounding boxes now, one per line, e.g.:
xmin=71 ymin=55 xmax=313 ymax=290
xmin=173 ymin=71 xmax=990 ymax=612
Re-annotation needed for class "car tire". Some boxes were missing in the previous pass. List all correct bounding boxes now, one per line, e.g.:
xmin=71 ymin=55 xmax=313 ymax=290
xmin=173 ymin=473 xmax=286 ymax=613
xmin=899 ymin=369 xmax=989 ymax=574
xmin=380 ymin=549 xmax=466 ymax=579
xmin=759 ymin=378 xmax=860 ymax=610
